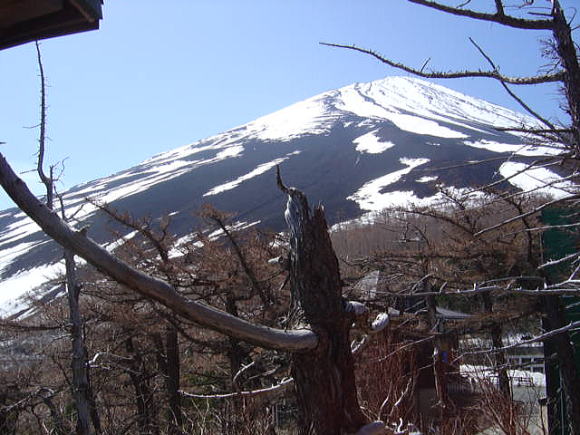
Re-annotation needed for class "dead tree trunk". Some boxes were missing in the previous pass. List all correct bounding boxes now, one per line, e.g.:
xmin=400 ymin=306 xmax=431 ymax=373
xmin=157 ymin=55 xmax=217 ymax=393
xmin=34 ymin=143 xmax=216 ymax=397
xmin=223 ymin=295 xmax=250 ymax=433
xmin=153 ymin=326 xmax=183 ymax=435
xmin=278 ymin=169 xmax=367 ymax=434
xmin=164 ymin=327 xmax=182 ymax=434
xmin=125 ymin=338 xmax=160 ymax=435
xmin=552 ymin=0 xmax=580 ymax=149
xmin=65 ymin=250 xmax=101 ymax=435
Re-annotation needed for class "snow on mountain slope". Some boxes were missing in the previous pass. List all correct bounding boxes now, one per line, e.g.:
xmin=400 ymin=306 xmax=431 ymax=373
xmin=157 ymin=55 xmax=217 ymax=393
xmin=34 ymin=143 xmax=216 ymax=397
xmin=0 ymin=76 xmax=570 ymax=316
xmin=336 ymin=78 xmax=532 ymax=135
xmin=348 ymin=157 xmax=430 ymax=211
xmin=499 ymin=162 xmax=577 ymax=199
xmin=354 ymin=130 xmax=395 ymax=154
xmin=35 ymin=76 xmax=545 ymax=217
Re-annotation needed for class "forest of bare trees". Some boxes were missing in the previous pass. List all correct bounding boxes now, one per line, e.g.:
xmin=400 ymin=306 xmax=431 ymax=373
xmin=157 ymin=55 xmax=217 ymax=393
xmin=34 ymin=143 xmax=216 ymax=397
xmin=0 ymin=0 xmax=579 ymax=434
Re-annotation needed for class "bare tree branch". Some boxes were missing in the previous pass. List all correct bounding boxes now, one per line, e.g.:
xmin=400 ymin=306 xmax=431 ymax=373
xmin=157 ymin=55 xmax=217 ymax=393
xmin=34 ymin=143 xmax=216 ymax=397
xmin=462 ymin=319 xmax=580 ymax=356
xmin=468 ymin=37 xmax=560 ymax=133
xmin=202 ymin=206 xmax=271 ymax=306
xmin=494 ymin=0 xmax=505 ymax=17
xmin=0 ymin=153 xmax=318 ymax=352
xmin=34 ymin=41 xmax=54 ymax=208
xmin=375 ymin=284 xmax=579 ymax=297
xmin=539 ymin=251 xmax=579 ymax=269
xmin=475 ymin=193 xmax=580 ymax=236
xmin=180 ymin=377 xmax=293 ymax=400
xmin=406 ymin=0 xmax=554 ymax=30
xmin=320 ymin=42 xmax=564 ymax=85
xmin=495 ymin=127 xmax=574 ymax=134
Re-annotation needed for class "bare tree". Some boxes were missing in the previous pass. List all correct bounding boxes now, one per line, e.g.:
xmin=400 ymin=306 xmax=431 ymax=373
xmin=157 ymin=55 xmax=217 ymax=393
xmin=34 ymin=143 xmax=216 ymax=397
xmin=34 ymin=41 xmax=100 ymax=435
xmin=276 ymin=169 xmax=368 ymax=433
xmin=324 ymin=1 xmax=580 ymax=432
xmin=0 ymin=152 xmax=393 ymax=432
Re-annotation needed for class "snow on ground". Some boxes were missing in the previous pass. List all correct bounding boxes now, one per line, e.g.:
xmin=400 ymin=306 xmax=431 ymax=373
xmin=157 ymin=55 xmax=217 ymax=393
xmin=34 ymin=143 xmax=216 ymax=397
xmin=0 ymin=217 xmax=43 ymax=246
xmin=464 ymin=140 xmax=563 ymax=156
xmin=60 ymin=139 xmax=248 ymax=220
xmin=246 ymin=96 xmax=339 ymax=141
xmin=0 ymin=217 xmax=261 ymax=316
xmin=336 ymin=186 xmax=487 ymax=230
xmin=416 ymin=176 xmax=438 ymax=183
xmin=336 ymin=85 xmax=468 ymax=139
xmin=0 ymin=261 xmax=66 ymax=317
xmin=348 ymin=158 xmax=430 ymax=211
xmin=354 ymin=130 xmax=395 ymax=154
xmin=500 ymin=162 xmax=577 ymax=199
xmin=336 ymin=77 xmax=538 ymax=139
xmin=68 ymin=153 xmax=241 ymax=209
xmin=365 ymin=77 xmax=536 ymax=130
xmin=104 ymin=230 xmax=139 ymax=253
xmin=233 ymin=76 xmax=538 ymax=145
xmin=0 ymin=241 xmax=47 ymax=275
xmin=168 ymin=220 xmax=261 ymax=259
xmin=204 ymin=151 xmax=300 ymax=197
xmin=141 ymin=132 xmax=246 ymax=166
xmin=461 ymin=364 xmax=546 ymax=387
xmin=388 ymin=112 xmax=468 ymax=138
xmin=215 ymin=144 xmax=244 ymax=159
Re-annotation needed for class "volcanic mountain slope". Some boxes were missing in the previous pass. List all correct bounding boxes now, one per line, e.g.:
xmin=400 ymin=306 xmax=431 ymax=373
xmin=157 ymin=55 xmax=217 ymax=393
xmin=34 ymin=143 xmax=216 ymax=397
xmin=0 ymin=76 xmax=566 ymax=315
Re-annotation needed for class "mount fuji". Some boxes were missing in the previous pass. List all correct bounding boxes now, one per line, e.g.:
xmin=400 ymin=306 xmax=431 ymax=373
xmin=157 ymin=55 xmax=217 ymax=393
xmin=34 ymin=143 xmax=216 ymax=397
xmin=0 ymin=76 xmax=564 ymax=316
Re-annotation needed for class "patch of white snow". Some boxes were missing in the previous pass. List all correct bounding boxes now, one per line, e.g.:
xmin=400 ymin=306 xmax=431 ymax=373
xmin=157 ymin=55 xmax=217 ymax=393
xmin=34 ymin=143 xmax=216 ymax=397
xmin=204 ymin=152 xmax=300 ymax=197
xmin=499 ymin=162 xmax=577 ymax=199
xmin=388 ymin=113 xmax=468 ymax=139
xmin=416 ymin=176 xmax=438 ymax=183
xmin=348 ymin=158 xmax=429 ymax=211
xmin=464 ymin=140 xmax=563 ymax=156
xmin=0 ymin=262 xmax=66 ymax=317
xmin=354 ymin=130 xmax=395 ymax=154
xmin=461 ymin=364 xmax=545 ymax=387
xmin=247 ymin=97 xmax=338 ymax=141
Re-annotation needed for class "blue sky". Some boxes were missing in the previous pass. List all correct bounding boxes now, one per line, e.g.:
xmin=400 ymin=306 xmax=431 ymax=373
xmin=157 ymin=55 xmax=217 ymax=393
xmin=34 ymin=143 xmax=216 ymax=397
xmin=0 ymin=0 xmax=575 ymax=210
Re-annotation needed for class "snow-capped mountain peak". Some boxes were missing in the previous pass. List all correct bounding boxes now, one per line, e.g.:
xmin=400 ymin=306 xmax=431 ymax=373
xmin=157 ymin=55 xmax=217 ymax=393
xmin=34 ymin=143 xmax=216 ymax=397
xmin=228 ymin=76 xmax=536 ymax=144
xmin=0 ymin=76 xmax=568 ymax=316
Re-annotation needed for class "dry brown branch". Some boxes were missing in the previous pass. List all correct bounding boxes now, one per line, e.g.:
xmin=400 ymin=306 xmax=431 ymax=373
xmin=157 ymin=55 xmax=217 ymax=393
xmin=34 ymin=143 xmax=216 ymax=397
xmin=320 ymin=42 xmax=564 ymax=85
xmin=0 ymin=153 xmax=318 ymax=352
xmin=179 ymin=377 xmax=293 ymax=400
xmin=460 ymin=319 xmax=580 ymax=358
xmin=468 ymin=37 xmax=559 ymax=132
xmin=406 ymin=0 xmax=554 ymax=30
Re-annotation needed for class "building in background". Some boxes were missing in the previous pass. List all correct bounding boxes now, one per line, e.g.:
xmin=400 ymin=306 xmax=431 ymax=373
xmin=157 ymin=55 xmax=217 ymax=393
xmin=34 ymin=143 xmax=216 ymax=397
xmin=0 ymin=0 xmax=103 ymax=50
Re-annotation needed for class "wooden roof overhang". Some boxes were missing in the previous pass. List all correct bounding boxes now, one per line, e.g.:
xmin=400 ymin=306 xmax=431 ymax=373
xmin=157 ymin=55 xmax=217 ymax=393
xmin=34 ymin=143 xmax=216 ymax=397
xmin=0 ymin=0 xmax=103 ymax=50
